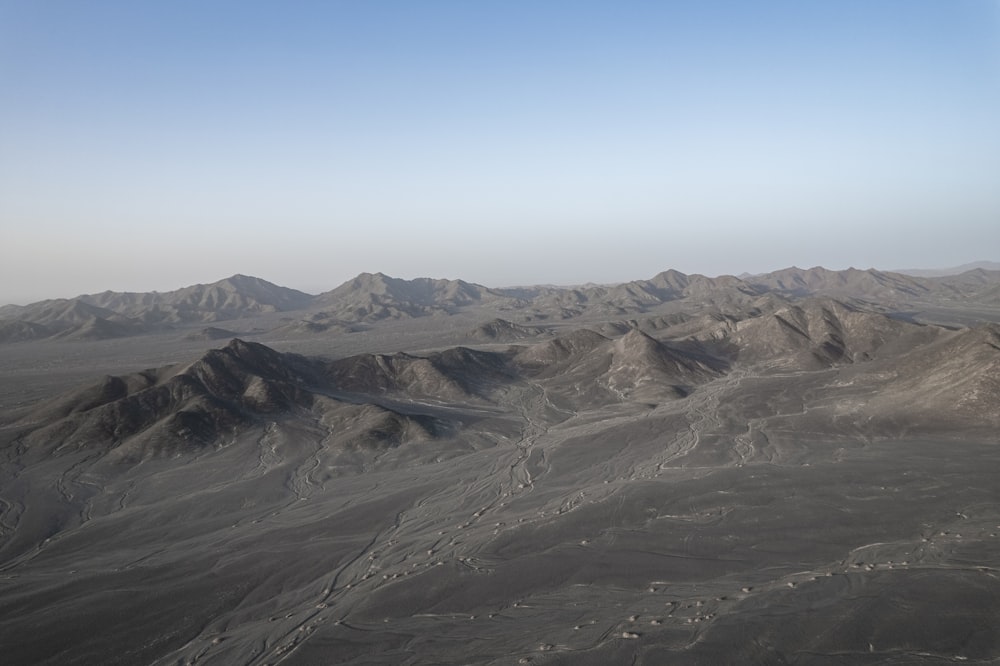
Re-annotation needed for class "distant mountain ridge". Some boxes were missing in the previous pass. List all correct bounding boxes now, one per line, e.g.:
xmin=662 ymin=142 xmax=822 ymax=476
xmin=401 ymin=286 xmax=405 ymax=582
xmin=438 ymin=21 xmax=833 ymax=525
xmin=312 ymin=272 xmax=519 ymax=321
xmin=0 ymin=275 xmax=313 ymax=342
xmin=894 ymin=261 xmax=1000 ymax=277
xmin=742 ymin=266 xmax=930 ymax=300
xmin=2 ymin=265 xmax=999 ymax=343
xmin=79 ymin=274 xmax=314 ymax=322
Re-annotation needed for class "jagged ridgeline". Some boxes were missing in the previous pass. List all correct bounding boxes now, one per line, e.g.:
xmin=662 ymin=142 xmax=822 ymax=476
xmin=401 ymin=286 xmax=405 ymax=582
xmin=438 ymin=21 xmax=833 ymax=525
xmin=7 ymin=329 xmax=727 ymax=462
xmin=3 ymin=265 xmax=1000 ymax=343
xmin=8 ymin=340 xmax=476 ymax=463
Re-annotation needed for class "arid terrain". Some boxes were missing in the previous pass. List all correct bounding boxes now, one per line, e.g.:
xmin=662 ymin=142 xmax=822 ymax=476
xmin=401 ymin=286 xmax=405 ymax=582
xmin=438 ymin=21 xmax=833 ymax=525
xmin=2 ymin=265 xmax=999 ymax=665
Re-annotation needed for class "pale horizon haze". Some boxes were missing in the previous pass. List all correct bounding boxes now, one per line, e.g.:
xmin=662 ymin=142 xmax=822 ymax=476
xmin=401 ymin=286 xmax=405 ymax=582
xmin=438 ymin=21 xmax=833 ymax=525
xmin=2 ymin=1 xmax=999 ymax=304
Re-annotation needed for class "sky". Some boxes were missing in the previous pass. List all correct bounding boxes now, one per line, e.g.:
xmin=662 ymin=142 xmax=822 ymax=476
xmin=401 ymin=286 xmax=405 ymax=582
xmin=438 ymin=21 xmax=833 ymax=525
xmin=2 ymin=0 xmax=999 ymax=303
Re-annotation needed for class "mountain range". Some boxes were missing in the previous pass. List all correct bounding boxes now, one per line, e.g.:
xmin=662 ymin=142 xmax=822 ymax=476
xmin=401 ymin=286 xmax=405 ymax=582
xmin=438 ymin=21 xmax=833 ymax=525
xmin=3 ymin=265 xmax=1000 ymax=343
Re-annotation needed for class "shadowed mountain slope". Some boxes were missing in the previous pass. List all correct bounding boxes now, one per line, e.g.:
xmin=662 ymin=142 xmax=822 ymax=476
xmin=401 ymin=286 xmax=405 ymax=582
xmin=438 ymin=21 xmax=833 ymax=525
xmin=14 ymin=340 xmax=316 ymax=460
xmin=9 ymin=339 xmax=467 ymax=465
xmin=0 ymin=320 xmax=53 ymax=343
xmin=8 ymin=323 xmax=734 ymax=466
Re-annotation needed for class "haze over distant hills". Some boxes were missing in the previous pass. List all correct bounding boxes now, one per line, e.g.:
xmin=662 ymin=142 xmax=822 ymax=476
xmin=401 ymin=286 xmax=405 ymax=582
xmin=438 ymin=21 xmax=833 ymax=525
xmin=3 ymin=264 xmax=1000 ymax=344
xmin=893 ymin=260 xmax=1000 ymax=277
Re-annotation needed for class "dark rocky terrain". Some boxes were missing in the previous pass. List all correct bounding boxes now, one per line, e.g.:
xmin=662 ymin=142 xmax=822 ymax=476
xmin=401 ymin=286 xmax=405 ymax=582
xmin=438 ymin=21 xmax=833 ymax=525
xmin=1 ymin=265 xmax=999 ymax=665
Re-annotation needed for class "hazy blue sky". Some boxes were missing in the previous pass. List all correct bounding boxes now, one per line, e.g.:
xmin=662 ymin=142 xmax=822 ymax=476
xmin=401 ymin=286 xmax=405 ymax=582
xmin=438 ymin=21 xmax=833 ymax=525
xmin=2 ymin=1 xmax=999 ymax=303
